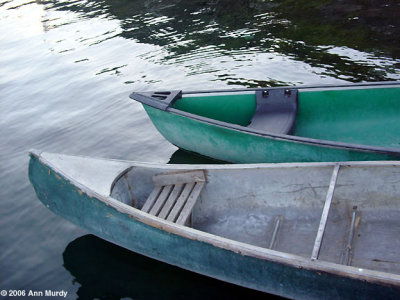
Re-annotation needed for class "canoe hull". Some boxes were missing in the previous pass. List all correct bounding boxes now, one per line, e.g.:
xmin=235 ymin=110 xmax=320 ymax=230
xmin=144 ymin=104 xmax=397 ymax=163
xmin=130 ymin=83 xmax=400 ymax=163
xmin=29 ymin=154 xmax=400 ymax=299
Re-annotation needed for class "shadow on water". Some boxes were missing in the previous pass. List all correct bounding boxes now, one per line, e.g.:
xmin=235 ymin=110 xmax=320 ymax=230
xmin=168 ymin=149 xmax=228 ymax=164
xmin=63 ymin=234 xmax=282 ymax=299
xmin=1 ymin=0 xmax=399 ymax=297
xmin=39 ymin=0 xmax=400 ymax=84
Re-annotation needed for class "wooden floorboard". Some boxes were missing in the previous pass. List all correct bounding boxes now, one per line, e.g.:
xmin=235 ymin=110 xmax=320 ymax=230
xmin=176 ymin=182 xmax=205 ymax=225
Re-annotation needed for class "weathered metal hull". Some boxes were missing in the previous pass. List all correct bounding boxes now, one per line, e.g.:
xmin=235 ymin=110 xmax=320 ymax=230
xmin=131 ymin=82 xmax=400 ymax=163
xmin=28 ymin=152 xmax=400 ymax=299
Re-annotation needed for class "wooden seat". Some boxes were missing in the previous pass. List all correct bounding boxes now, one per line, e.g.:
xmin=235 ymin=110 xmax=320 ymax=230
xmin=141 ymin=170 xmax=206 ymax=226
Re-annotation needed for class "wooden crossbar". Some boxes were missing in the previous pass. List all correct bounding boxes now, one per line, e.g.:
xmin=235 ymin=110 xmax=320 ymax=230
xmin=311 ymin=164 xmax=340 ymax=261
xmin=141 ymin=170 xmax=206 ymax=226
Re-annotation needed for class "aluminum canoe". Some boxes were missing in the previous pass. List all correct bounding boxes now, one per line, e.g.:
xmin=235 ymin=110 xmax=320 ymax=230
xmin=29 ymin=151 xmax=400 ymax=299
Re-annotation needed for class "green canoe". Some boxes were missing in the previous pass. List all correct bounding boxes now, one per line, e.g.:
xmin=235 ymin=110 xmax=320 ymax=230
xmin=130 ymin=82 xmax=400 ymax=163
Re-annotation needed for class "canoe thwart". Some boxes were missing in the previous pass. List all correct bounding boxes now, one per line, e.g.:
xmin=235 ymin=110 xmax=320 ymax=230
xmin=130 ymin=90 xmax=182 ymax=111
xmin=153 ymin=170 xmax=205 ymax=186
xmin=311 ymin=164 xmax=341 ymax=261
xmin=248 ymin=88 xmax=298 ymax=135
xmin=142 ymin=170 xmax=206 ymax=226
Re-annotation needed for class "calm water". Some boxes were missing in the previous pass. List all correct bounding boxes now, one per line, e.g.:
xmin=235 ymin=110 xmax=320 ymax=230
xmin=1 ymin=0 xmax=399 ymax=298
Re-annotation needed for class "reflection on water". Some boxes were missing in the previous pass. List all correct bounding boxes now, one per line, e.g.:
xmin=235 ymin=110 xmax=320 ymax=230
xmin=1 ymin=0 xmax=399 ymax=297
xmin=64 ymin=235 xmax=277 ymax=299
xmin=36 ymin=0 xmax=400 ymax=85
xmin=6 ymin=0 xmax=400 ymax=89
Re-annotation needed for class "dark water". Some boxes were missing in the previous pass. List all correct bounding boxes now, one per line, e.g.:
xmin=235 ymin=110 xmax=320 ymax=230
xmin=1 ymin=0 xmax=399 ymax=299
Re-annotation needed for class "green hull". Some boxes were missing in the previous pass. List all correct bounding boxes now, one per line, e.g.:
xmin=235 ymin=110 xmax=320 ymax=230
xmin=134 ymin=83 xmax=400 ymax=163
xmin=28 ymin=152 xmax=400 ymax=299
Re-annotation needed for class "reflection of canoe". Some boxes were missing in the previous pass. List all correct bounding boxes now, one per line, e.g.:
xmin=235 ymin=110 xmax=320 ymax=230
xmin=63 ymin=235 xmax=269 ymax=299
xmin=130 ymin=82 xmax=400 ymax=163
xmin=29 ymin=151 xmax=400 ymax=299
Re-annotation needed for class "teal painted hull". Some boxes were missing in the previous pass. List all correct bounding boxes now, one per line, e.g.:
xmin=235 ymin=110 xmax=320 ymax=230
xmin=28 ymin=153 xmax=400 ymax=299
xmin=132 ymin=83 xmax=400 ymax=163
xmin=144 ymin=105 xmax=397 ymax=163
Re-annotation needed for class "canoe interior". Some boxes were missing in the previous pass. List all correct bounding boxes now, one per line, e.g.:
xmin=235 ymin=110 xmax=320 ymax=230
xmin=296 ymin=87 xmax=400 ymax=147
xmin=111 ymin=163 xmax=400 ymax=276
xmin=173 ymin=92 xmax=256 ymax=126
xmin=172 ymin=85 xmax=400 ymax=147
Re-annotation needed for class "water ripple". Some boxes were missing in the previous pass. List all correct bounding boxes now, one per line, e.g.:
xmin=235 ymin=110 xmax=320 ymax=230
xmin=1 ymin=0 xmax=399 ymax=297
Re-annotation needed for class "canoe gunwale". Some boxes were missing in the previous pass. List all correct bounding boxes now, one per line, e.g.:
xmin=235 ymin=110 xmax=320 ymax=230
xmin=183 ymin=81 xmax=400 ymax=94
xmin=131 ymin=81 xmax=400 ymax=157
xmin=32 ymin=151 xmax=400 ymax=289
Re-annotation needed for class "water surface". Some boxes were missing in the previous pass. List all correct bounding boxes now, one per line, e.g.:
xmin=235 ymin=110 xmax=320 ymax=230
xmin=1 ymin=0 xmax=399 ymax=298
